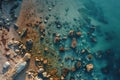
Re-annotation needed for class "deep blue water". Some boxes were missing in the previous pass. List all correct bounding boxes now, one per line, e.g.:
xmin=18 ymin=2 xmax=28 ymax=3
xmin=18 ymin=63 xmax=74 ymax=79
xmin=90 ymin=0 xmax=120 ymax=80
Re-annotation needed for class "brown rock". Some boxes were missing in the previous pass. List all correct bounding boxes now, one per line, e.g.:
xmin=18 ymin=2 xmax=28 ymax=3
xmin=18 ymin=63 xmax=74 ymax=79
xmin=24 ymin=53 xmax=31 ymax=61
xmin=22 ymin=45 xmax=26 ymax=50
xmin=15 ymin=49 xmax=20 ymax=53
xmin=59 ymin=47 xmax=65 ymax=52
xmin=87 ymin=54 xmax=93 ymax=60
xmin=71 ymin=67 xmax=76 ymax=72
xmin=62 ymin=68 xmax=69 ymax=77
xmin=69 ymin=30 xmax=74 ymax=37
xmin=61 ymin=76 xmax=64 ymax=80
xmin=35 ymin=57 xmax=40 ymax=62
xmin=71 ymin=38 xmax=77 ymax=48
xmin=75 ymin=61 xmax=81 ymax=69
xmin=86 ymin=63 xmax=94 ymax=72
xmin=39 ymin=24 xmax=45 ymax=31
xmin=50 ymin=68 xmax=58 ymax=75
xmin=40 ymin=57 xmax=44 ymax=61
xmin=76 ymin=31 xmax=82 ymax=36
xmin=53 ymin=77 xmax=60 ymax=80
xmin=50 ymin=77 xmax=53 ymax=80
xmin=43 ymin=59 xmax=48 ymax=64
xmin=44 ymin=47 xmax=48 ymax=52
xmin=54 ymin=36 xmax=60 ymax=43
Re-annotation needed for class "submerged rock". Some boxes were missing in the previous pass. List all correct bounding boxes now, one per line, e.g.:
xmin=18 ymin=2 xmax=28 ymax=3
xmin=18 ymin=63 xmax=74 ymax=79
xmin=59 ymin=47 xmax=65 ymax=52
xmin=26 ymin=39 xmax=33 ymax=50
xmin=75 ymin=61 xmax=81 ymax=69
xmin=62 ymin=68 xmax=69 ymax=77
xmin=87 ymin=54 xmax=93 ymax=61
xmin=13 ymin=23 xmax=19 ymax=30
xmin=50 ymin=68 xmax=58 ymax=76
xmin=101 ymin=66 xmax=110 ymax=75
xmin=86 ymin=63 xmax=94 ymax=72
xmin=71 ymin=38 xmax=77 ymax=48
xmin=54 ymin=36 xmax=60 ymax=43
xmin=71 ymin=67 xmax=76 ymax=72
xmin=69 ymin=30 xmax=75 ymax=38
xmin=76 ymin=31 xmax=82 ymax=37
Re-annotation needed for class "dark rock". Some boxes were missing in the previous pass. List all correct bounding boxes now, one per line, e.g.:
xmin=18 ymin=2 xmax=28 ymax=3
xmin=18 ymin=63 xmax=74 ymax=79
xmin=62 ymin=68 xmax=69 ymax=77
xmin=75 ymin=61 xmax=81 ymax=69
xmin=14 ymin=23 xmax=19 ymax=30
xmin=26 ymin=39 xmax=33 ymax=50
xmin=55 ymin=21 xmax=62 ymax=28
xmin=89 ymin=25 xmax=96 ymax=32
xmin=90 ymin=37 xmax=97 ymax=43
xmin=21 ymin=28 xmax=28 ymax=38
xmin=0 ymin=0 xmax=3 ymax=9
xmin=95 ymin=50 xmax=104 ymax=59
xmin=65 ymin=8 xmax=69 ymax=12
xmin=84 ymin=16 xmax=91 ymax=24
xmin=45 ymin=16 xmax=49 ymax=20
xmin=10 ymin=1 xmax=19 ymax=11
xmin=101 ymin=66 xmax=110 ymax=75
xmin=68 ymin=30 xmax=75 ymax=38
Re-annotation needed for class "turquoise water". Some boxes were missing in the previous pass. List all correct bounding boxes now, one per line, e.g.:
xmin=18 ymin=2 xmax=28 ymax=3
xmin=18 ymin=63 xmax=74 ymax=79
xmin=96 ymin=0 xmax=120 ymax=80
xmin=84 ymin=0 xmax=120 ymax=80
